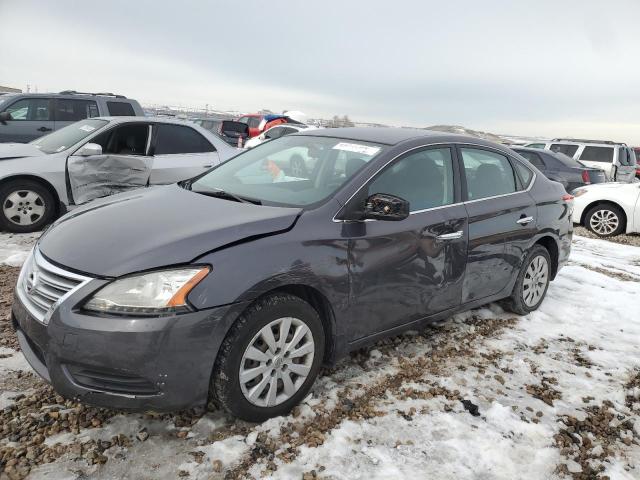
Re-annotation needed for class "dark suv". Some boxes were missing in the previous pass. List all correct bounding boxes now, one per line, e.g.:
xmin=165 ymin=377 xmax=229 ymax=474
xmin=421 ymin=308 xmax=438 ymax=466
xmin=0 ymin=91 xmax=144 ymax=143
xmin=12 ymin=128 xmax=572 ymax=421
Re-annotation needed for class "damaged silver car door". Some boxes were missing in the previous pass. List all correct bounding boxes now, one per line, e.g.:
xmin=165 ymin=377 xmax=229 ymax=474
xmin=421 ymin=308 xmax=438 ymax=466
xmin=67 ymin=123 xmax=153 ymax=205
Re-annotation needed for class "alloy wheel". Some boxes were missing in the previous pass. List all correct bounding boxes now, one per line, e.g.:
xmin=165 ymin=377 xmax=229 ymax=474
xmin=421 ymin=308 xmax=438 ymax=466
xmin=239 ymin=317 xmax=315 ymax=407
xmin=3 ymin=190 xmax=46 ymax=226
xmin=522 ymin=255 xmax=549 ymax=307
xmin=589 ymin=209 xmax=619 ymax=236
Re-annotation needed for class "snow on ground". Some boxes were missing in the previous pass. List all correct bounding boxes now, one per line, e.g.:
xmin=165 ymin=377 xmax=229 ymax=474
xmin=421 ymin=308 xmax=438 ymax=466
xmin=1 ymin=235 xmax=639 ymax=480
xmin=0 ymin=232 xmax=38 ymax=266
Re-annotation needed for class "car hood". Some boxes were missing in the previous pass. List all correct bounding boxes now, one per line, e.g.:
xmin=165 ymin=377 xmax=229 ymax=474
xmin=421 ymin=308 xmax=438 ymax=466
xmin=0 ymin=143 xmax=47 ymax=159
xmin=38 ymin=184 xmax=302 ymax=277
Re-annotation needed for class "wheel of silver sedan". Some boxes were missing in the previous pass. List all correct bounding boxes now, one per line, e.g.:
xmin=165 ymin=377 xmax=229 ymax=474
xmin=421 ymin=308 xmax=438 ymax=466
xmin=3 ymin=190 xmax=46 ymax=226
xmin=589 ymin=209 xmax=619 ymax=236
xmin=522 ymin=255 xmax=549 ymax=307
xmin=239 ymin=317 xmax=315 ymax=407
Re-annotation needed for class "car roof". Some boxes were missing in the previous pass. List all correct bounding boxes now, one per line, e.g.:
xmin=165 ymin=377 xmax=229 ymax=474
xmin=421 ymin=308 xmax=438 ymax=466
xmin=93 ymin=116 xmax=199 ymax=125
xmin=294 ymin=126 xmax=507 ymax=149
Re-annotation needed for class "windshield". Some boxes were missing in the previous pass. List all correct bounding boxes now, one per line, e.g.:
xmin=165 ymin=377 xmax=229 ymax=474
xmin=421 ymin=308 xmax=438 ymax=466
xmin=31 ymin=119 xmax=109 ymax=154
xmin=190 ymin=135 xmax=385 ymax=207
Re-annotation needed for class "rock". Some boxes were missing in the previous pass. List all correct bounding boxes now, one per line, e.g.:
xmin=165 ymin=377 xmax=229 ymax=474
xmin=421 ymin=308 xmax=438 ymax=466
xmin=136 ymin=429 xmax=149 ymax=442
xmin=212 ymin=459 xmax=223 ymax=472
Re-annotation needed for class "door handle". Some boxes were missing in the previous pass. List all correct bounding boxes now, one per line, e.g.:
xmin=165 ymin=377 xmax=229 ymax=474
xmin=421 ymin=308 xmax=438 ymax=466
xmin=436 ymin=230 xmax=463 ymax=241
xmin=37 ymin=127 xmax=52 ymax=132
xmin=517 ymin=216 xmax=534 ymax=225
xmin=202 ymin=164 xmax=213 ymax=168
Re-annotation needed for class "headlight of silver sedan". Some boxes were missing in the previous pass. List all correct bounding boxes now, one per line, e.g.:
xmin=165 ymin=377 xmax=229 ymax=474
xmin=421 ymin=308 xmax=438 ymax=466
xmin=84 ymin=267 xmax=210 ymax=315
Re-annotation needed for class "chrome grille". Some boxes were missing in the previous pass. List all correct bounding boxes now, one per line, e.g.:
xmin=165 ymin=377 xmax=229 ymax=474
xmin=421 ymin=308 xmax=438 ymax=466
xmin=17 ymin=249 xmax=92 ymax=325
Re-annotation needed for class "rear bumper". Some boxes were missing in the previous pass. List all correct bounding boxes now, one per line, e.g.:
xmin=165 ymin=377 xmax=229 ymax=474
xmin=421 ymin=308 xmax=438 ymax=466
xmin=12 ymin=291 xmax=249 ymax=412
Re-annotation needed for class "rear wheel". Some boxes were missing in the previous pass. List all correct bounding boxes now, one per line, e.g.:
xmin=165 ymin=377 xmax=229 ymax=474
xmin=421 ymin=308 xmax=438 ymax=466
xmin=211 ymin=293 xmax=324 ymax=422
xmin=504 ymin=245 xmax=551 ymax=315
xmin=585 ymin=204 xmax=625 ymax=237
xmin=0 ymin=179 xmax=56 ymax=233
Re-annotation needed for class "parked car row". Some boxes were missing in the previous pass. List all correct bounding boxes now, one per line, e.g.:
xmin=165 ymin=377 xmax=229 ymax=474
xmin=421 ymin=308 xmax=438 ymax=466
xmin=524 ymin=138 xmax=637 ymax=183
xmin=12 ymin=127 xmax=572 ymax=421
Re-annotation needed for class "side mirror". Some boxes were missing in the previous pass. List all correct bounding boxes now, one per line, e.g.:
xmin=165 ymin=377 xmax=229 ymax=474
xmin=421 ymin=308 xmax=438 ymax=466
xmin=75 ymin=143 xmax=102 ymax=157
xmin=0 ymin=111 xmax=11 ymax=125
xmin=363 ymin=193 xmax=409 ymax=221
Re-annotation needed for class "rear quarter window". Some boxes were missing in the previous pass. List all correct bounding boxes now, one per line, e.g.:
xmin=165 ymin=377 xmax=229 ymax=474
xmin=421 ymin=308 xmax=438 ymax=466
xmin=154 ymin=124 xmax=215 ymax=155
xmin=579 ymin=146 xmax=614 ymax=163
xmin=107 ymin=101 xmax=135 ymax=116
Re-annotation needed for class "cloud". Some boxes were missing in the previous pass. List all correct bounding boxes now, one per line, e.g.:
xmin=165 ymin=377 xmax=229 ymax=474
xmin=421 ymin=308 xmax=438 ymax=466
xmin=1 ymin=0 xmax=640 ymax=143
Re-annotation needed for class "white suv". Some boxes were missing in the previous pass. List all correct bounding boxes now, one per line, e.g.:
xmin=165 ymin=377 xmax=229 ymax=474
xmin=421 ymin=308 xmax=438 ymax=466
xmin=525 ymin=139 xmax=637 ymax=183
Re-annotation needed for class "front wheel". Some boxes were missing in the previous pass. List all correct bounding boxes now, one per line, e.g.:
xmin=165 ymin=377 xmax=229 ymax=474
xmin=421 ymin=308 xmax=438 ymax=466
xmin=211 ymin=293 xmax=324 ymax=422
xmin=0 ymin=179 xmax=56 ymax=233
xmin=585 ymin=204 xmax=625 ymax=237
xmin=504 ymin=245 xmax=551 ymax=315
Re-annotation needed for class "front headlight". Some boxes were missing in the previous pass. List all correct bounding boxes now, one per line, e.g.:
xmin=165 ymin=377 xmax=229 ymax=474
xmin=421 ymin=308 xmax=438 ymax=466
xmin=572 ymin=188 xmax=588 ymax=197
xmin=84 ymin=267 xmax=210 ymax=315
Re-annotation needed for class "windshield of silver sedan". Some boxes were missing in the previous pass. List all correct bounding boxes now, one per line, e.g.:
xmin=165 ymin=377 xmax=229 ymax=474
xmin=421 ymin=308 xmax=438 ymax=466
xmin=31 ymin=119 xmax=109 ymax=154
xmin=189 ymin=135 xmax=385 ymax=207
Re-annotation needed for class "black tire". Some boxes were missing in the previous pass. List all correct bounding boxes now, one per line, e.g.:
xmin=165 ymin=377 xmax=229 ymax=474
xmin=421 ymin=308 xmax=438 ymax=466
xmin=211 ymin=293 xmax=325 ymax=422
xmin=503 ymin=245 xmax=552 ymax=315
xmin=584 ymin=203 xmax=625 ymax=237
xmin=0 ymin=179 xmax=56 ymax=233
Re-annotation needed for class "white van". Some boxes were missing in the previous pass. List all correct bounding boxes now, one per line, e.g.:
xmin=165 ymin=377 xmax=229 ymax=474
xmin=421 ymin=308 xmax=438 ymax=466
xmin=525 ymin=139 xmax=637 ymax=183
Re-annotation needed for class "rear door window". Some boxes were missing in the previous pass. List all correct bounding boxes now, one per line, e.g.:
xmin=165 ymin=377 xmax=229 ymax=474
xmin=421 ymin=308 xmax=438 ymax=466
xmin=107 ymin=101 xmax=135 ymax=116
xmin=461 ymin=148 xmax=517 ymax=200
xmin=3 ymin=98 xmax=52 ymax=121
xmin=517 ymin=151 xmax=546 ymax=170
xmin=154 ymin=124 xmax=215 ymax=155
xmin=550 ymin=144 xmax=578 ymax=157
xmin=579 ymin=146 xmax=614 ymax=163
xmin=264 ymin=127 xmax=285 ymax=140
xmin=55 ymin=99 xmax=99 ymax=121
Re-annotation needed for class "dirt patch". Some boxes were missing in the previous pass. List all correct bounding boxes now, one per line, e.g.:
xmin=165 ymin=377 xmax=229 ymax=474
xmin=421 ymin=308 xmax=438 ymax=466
xmin=568 ymin=260 xmax=639 ymax=282
xmin=554 ymin=401 xmax=638 ymax=479
xmin=0 ymin=266 xmax=20 ymax=351
xmin=525 ymin=377 xmax=562 ymax=406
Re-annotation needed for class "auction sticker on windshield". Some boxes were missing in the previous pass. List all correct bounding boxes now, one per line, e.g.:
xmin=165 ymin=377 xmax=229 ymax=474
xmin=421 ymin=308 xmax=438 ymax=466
xmin=332 ymin=142 xmax=380 ymax=156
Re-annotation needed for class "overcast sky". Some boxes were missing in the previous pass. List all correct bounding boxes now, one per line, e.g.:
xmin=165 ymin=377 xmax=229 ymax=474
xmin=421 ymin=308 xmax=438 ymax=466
xmin=1 ymin=0 xmax=639 ymax=142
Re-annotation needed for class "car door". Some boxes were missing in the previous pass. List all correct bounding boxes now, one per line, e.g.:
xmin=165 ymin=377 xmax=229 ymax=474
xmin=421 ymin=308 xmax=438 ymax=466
xmin=346 ymin=146 xmax=468 ymax=340
xmin=459 ymin=146 xmax=537 ymax=303
xmin=0 ymin=97 xmax=54 ymax=142
xmin=53 ymin=98 xmax=99 ymax=131
xmin=148 ymin=123 xmax=220 ymax=184
xmin=66 ymin=122 xmax=153 ymax=204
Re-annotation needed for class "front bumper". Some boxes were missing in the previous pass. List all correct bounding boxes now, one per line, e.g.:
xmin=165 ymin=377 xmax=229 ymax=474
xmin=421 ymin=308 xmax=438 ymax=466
xmin=12 ymin=287 xmax=249 ymax=412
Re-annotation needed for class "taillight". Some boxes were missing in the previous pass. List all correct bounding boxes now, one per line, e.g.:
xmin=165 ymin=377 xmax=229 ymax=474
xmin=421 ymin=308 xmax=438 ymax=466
xmin=581 ymin=170 xmax=590 ymax=184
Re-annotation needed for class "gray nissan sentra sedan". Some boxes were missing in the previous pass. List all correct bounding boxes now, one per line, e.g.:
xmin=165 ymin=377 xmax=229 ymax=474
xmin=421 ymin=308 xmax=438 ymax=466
xmin=12 ymin=128 xmax=572 ymax=421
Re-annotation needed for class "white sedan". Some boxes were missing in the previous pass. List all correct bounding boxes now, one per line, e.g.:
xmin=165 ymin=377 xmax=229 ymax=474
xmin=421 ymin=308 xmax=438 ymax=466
xmin=244 ymin=124 xmax=318 ymax=149
xmin=573 ymin=182 xmax=640 ymax=236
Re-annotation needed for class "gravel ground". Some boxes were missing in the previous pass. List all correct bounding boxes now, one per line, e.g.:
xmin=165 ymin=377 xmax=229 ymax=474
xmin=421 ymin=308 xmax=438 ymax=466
xmin=573 ymin=226 xmax=640 ymax=247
